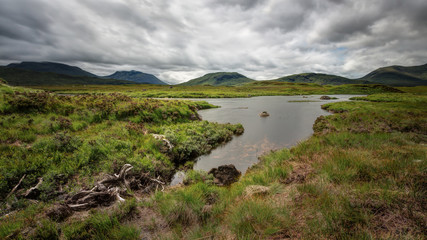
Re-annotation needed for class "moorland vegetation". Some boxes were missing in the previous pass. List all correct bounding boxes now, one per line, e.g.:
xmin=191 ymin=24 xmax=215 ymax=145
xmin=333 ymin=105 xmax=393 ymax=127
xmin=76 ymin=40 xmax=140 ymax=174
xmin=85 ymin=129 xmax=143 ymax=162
xmin=0 ymin=81 xmax=425 ymax=239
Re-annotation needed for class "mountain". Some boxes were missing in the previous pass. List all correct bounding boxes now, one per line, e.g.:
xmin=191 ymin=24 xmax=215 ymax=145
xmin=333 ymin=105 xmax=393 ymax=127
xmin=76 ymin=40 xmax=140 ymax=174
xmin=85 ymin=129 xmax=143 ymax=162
xmin=3 ymin=62 xmax=166 ymax=86
xmin=0 ymin=67 xmax=135 ymax=86
xmin=180 ymin=72 xmax=255 ymax=86
xmin=6 ymin=61 xmax=97 ymax=77
xmin=273 ymin=73 xmax=371 ymax=85
xmin=104 ymin=70 xmax=167 ymax=85
xmin=359 ymin=63 xmax=427 ymax=86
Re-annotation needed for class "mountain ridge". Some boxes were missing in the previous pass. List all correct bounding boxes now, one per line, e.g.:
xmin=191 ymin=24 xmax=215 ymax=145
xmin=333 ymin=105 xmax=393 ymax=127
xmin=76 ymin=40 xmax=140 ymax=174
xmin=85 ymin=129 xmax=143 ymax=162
xmin=359 ymin=63 xmax=427 ymax=86
xmin=6 ymin=61 xmax=97 ymax=77
xmin=103 ymin=70 xmax=167 ymax=85
xmin=3 ymin=61 xmax=167 ymax=86
xmin=2 ymin=61 xmax=427 ymax=86
xmin=272 ymin=73 xmax=371 ymax=85
xmin=0 ymin=67 xmax=135 ymax=86
xmin=179 ymin=72 xmax=255 ymax=86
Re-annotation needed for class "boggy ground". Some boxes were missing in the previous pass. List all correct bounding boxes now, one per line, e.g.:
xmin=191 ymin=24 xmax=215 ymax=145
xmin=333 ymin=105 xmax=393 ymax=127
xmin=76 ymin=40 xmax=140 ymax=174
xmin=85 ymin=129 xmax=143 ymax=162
xmin=32 ymin=81 xmax=402 ymax=98
xmin=135 ymin=93 xmax=424 ymax=240
xmin=57 ymin=92 xmax=423 ymax=240
xmin=0 ymin=83 xmax=425 ymax=239
xmin=0 ymin=83 xmax=243 ymax=239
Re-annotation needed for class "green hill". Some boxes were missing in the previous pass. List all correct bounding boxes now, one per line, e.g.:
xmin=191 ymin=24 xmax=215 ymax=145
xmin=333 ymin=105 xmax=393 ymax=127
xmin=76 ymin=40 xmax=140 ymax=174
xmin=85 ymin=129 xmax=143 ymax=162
xmin=180 ymin=72 xmax=255 ymax=86
xmin=104 ymin=70 xmax=167 ymax=85
xmin=273 ymin=73 xmax=371 ymax=85
xmin=360 ymin=63 xmax=427 ymax=86
xmin=0 ymin=67 xmax=135 ymax=86
xmin=6 ymin=61 xmax=97 ymax=77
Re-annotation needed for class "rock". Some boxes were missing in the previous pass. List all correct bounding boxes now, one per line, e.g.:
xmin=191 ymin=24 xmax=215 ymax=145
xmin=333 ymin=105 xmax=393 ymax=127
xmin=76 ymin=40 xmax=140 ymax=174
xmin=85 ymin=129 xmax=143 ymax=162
xmin=244 ymin=185 xmax=270 ymax=198
xmin=46 ymin=204 xmax=73 ymax=222
xmin=320 ymin=95 xmax=331 ymax=100
xmin=259 ymin=111 xmax=270 ymax=117
xmin=208 ymin=164 xmax=241 ymax=186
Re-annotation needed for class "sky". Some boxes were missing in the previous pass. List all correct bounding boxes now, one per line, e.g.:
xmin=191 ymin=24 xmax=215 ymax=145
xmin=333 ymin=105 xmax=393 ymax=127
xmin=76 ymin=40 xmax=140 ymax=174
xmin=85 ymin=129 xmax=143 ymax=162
xmin=0 ymin=0 xmax=426 ymax=84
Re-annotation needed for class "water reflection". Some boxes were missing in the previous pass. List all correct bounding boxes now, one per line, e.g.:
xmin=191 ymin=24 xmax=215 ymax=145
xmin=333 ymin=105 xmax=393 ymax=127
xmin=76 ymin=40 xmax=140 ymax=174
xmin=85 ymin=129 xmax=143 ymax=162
xmin=192 ymin=95 xmax=356 ymax=173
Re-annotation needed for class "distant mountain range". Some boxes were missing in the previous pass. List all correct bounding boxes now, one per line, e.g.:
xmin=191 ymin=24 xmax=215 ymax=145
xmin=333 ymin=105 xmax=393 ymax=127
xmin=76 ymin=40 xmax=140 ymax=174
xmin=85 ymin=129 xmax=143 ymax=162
xmin=1 ymin=61 xmax=166 ymax=86
xmin=0 ymin=61 xmax=426 ymax=86
xmin=0 ymin=67 xmax=134 ymax=85
xmin=104 ymin=70 xmax=166 ymax=85
xmin=180 ymin=72 xmax=255 ymax=86
xmin=6 ymin=61 xmax=97 ymax=77
xmin=183 ymin=64 xmax=427 ymax=87
xmin=272 ymin=73 xmax=371 ymax=85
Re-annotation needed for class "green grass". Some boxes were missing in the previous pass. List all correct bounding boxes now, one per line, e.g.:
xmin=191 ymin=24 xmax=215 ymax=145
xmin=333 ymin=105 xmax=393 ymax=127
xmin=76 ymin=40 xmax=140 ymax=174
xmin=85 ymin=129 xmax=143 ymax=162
xmin=63 ymin=203 xmax=140 ymax=240
xmin=135 ymin=91 xmax=426 ymax=239
xmin=228 ymin=199 xmax=290 ymax=239
xmin=1 ymin=82 xmax=426 ymax=239
xmin=29 ymin=82 xmax=402 ymax=98
xmin=0 ymin=83 xmax=242 ymax=212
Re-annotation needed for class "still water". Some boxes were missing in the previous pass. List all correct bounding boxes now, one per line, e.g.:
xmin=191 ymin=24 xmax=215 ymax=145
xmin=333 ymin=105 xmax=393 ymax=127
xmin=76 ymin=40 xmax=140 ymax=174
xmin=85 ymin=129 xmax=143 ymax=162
xmin=191 ymin=95 xmax=356 ymax=173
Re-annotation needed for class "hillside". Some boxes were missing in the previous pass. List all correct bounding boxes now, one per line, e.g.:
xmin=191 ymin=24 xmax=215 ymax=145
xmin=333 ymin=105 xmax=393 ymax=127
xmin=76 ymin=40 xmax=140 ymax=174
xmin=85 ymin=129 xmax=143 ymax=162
xmin=180 ymin=72 xmax=255 ymax=86
xmin=104 ymin=70 xmax=167 ymax=85
xmin=273 ymin=73 xmax=371 ymax=85
xmin=0 ymin=67 xmax=135 ymax=86
xmin=360 ymin=63 xmax=427 ymax=86
xmin=6 ymin=61 xmax=97 ymax=77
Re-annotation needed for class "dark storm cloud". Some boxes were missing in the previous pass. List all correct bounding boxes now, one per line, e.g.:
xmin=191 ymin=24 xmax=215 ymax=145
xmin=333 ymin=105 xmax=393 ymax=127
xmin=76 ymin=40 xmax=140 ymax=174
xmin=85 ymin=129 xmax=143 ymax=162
xmin=0 ymin=0 xmax=426 ymax=83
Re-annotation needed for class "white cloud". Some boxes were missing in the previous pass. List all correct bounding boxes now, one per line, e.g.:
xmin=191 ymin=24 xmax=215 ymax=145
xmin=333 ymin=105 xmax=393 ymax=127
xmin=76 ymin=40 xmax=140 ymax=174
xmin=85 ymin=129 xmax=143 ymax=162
xmin=0 ymin=0 xmax=426 ymax=83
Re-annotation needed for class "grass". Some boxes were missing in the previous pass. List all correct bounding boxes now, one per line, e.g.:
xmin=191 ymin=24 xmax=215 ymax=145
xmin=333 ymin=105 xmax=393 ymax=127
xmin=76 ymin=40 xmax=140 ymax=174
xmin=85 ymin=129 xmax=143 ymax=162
xmin=228 ymin=199 xmax=290 ymax=239
xmin=63 ymin=208 xmax=140 ymax=240
xmin=0 ymin=83 xmax=244 ymax=239
xmin=135 ymin=91 xmax=426 ymax=239
xmin=1 ymin=82 xmax=425 ymax=239
xmin=30 ymin=82 xmax=402 ymax=98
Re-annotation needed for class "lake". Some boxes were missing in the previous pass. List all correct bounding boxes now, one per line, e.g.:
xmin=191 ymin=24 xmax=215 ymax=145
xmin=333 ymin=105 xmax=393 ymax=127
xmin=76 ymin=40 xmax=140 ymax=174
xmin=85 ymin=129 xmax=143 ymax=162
xmin=170 ymin=95 xmax=357 ymax=185
xmin=194 ymin=95 xmax=358 ymax=173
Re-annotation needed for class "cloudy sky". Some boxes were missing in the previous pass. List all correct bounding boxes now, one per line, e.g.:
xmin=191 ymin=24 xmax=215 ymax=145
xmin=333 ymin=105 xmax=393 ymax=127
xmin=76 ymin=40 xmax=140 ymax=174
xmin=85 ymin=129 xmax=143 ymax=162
xmin=0 ymin=0 xmax=426 ymax=83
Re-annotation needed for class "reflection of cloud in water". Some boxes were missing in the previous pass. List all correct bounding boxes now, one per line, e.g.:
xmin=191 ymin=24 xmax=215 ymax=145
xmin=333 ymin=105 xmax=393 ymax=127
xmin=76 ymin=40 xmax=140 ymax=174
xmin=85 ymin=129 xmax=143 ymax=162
xmin=194 ymin=95 xmax=357 ymax=173
xmin=195 ymin=136 xmax=285 ymax=172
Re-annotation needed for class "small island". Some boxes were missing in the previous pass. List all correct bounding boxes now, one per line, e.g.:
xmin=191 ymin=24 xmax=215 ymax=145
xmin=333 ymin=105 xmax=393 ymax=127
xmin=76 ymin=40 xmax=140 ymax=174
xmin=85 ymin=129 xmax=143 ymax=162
xmin=259 ymin=111 xmax=270 ymax=117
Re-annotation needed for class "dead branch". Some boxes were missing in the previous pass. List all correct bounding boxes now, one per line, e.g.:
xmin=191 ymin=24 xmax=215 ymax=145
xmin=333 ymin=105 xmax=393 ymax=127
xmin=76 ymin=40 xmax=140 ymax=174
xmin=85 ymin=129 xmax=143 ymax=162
xmin=24 ymin=177 xmax=43 ymax=199
xmin=64 ymin=164 xmax=165 ymax=212
xmin=6 ymin=174 xmax=26 ymax=200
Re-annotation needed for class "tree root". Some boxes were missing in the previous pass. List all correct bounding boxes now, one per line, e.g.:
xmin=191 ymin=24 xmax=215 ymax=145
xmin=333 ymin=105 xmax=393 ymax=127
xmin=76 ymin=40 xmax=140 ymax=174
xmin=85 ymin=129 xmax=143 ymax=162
xmin=63 ymin=164 xmax=165 ymax=212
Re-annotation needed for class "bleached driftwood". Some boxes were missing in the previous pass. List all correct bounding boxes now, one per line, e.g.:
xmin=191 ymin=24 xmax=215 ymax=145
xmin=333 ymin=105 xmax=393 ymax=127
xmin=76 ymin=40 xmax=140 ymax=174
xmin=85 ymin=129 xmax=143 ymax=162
xmin=64 ymin=164 xmax=165 ymax=211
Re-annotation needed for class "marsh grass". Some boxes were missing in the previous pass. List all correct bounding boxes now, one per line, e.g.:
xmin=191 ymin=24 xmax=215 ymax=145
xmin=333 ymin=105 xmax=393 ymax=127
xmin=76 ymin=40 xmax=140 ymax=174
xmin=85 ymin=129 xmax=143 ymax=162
xmin=31 ymin=82 xmax=402 ymax=98
xmin=228 ymin=199 xmax=291 ymax=239
xmin=0 ymin=84 xmax=242 ymax=222
xmin=141 ymin=91 xmax=426 ymax=239
xmin=1 ymin=82 xmax=426 ymax=239
xmin=62 ymin=210 xmax=140 ymax=240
